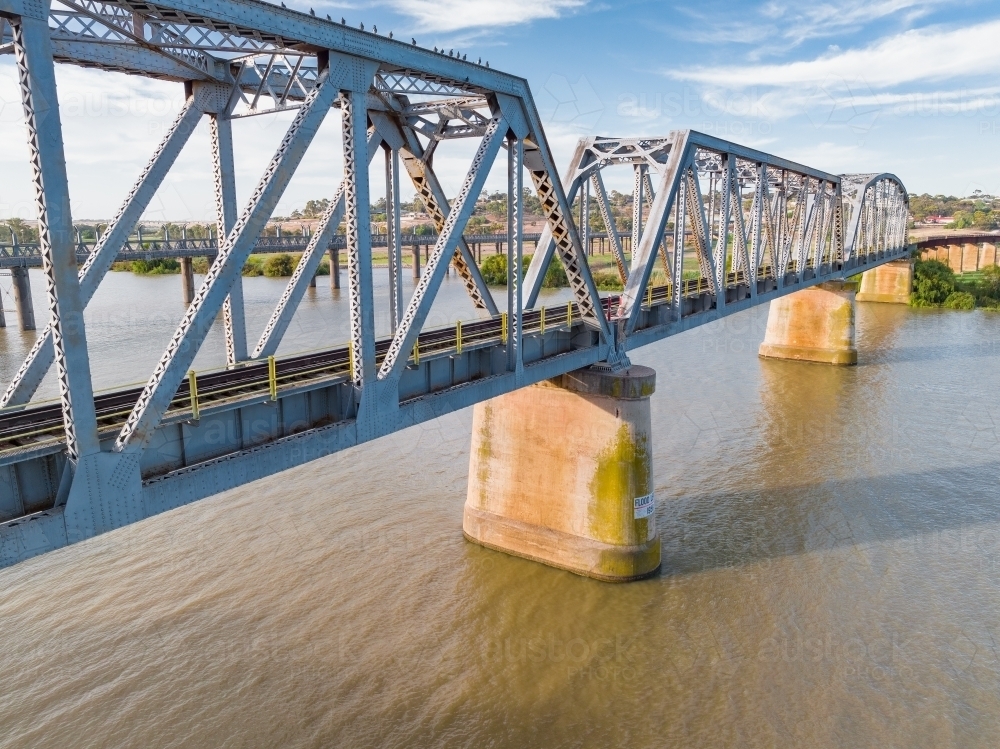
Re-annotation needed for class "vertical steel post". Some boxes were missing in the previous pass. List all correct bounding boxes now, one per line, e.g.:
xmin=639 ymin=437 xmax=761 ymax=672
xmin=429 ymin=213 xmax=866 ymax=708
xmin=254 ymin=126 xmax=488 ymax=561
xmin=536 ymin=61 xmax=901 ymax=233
xmin=506 ymin=137 xmax=523 ymax=374
xmin=12 ymin=15 xmax=99 ymax=460
xmin=211 ymin=114 xmax=248 ymax=366
xmin=385 ymin=145 xmax=403 ymax=332
xmin=341 ymin=90 xmax=377 ymax=387
xmin=632 ymin=163 xmax=645 ymax=262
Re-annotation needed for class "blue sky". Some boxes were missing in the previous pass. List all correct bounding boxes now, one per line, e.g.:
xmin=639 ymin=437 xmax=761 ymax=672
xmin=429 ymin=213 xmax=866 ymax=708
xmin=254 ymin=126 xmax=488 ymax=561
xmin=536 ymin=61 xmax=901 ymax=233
xmin=0 ymin=0 xmax=997 ymax=221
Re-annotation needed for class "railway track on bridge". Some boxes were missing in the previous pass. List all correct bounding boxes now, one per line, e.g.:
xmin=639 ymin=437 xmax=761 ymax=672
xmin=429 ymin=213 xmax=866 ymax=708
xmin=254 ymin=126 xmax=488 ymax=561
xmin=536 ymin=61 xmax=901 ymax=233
xmin=0 ymin=280 xmax=724 ymax=453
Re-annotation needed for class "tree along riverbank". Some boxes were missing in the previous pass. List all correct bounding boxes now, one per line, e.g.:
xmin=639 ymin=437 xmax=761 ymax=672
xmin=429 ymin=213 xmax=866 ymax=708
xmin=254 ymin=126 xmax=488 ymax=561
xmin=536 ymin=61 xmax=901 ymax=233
xmin=909 ymin=259 xmax=1000 ymax=311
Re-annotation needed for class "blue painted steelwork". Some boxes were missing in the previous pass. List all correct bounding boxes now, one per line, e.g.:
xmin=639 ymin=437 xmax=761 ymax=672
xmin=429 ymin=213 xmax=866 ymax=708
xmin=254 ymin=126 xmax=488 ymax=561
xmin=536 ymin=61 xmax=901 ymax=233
xmin=0 ymin=0 xmax=911 ymax=567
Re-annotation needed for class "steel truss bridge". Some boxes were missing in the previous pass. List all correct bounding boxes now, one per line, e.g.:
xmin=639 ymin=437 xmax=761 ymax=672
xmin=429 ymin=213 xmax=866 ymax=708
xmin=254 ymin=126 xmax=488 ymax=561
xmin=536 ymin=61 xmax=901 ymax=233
xmin=0 ymin=0 xmax=909 ymax=566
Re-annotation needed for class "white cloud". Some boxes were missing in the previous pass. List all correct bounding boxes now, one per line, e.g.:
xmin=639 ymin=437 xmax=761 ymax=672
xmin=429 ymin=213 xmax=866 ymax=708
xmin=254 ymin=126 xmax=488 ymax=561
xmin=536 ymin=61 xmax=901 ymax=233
xmin=761 ymin=0 xmax=946 ymax=44
xmin=671 ymin=0 xmax=946 ymax=53
xmin=384 ymin=0 xmax=585 ymax=32
xmin=669 ymin=20 xmax=1000 ymax=90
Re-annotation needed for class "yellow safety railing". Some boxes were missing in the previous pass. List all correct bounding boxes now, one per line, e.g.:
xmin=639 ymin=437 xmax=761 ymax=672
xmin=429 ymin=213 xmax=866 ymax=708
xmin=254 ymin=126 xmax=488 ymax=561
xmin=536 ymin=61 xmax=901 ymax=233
xmin=188 ymin=370 xmax=200 ymax=420
xmin=456 ymin=320 xmax=463 ymax=355
xmin=268 ymin=355 xmax=277 ymax=401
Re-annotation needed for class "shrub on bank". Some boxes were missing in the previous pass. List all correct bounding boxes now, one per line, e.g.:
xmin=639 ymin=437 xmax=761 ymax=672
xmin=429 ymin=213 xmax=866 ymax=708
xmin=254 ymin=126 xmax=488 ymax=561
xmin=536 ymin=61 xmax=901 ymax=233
xmin=110 ymin=253 xmax=326 ymax=279
xmin=243 ymin=256 xmax=265 ymax=276
xmin=943 ymin=291 xmax=976 ymax=310
xmin=538 ymin=255 xmax=568 ymax=288
xmin=592 ymin=270 xmax=624 ymax=291
xmin=477 ymin=253 xmax=569 ymax=288
xmin=479 ymin=253 xmax=507 ymax=285
xmin=909 ymin=259 xmax=1000 ymax=310
xmin=264 ymin=253 xmax=295 ymax=277
xmin=910 ymin=259 xmax=955 ymax=307
xmin=110 ymin=258 xmax=180 ymax=274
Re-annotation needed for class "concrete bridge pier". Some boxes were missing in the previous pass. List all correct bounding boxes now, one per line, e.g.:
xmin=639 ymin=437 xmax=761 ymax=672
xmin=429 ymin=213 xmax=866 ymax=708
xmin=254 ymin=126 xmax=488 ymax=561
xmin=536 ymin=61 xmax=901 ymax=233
xmin=329 ymin=248 xmax=341 ymax=289
xmin=464 ymin=365 xmax=661 ymax=582
xmin=982 ymin=243 xmax=997 ymax=268
xmin=412 ymin=244 xmax=421 ymax=278
xmin=963 ymin=243 xmax=978 ymax=272
xmin=10 ymin=267 xmax=35 ymax=331
xmin=179 ymin=257 xmax=195 ymax=305
xmin=856 ymin=259 xmax=913 ymax=304
xmin=759 ymin=281 xmax=857 ymax=365
xmin=948 ymin=244 xmax=962 ymax=273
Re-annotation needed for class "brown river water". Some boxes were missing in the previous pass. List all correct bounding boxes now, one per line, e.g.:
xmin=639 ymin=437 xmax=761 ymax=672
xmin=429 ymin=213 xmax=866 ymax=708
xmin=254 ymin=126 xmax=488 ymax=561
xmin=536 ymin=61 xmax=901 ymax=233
xmin=1 ymin=268 xmax=1000 ymax=747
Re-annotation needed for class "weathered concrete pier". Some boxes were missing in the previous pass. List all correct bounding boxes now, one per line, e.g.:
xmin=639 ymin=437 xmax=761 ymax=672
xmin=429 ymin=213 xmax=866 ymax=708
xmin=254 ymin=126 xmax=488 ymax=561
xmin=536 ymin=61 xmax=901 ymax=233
xmin=856 ymin=259 xmax=913 ymax=304
xmin=759 ymin=282 xmax=858 ymax=365
xmin=465 ymin=366 xmax=660 ymax=581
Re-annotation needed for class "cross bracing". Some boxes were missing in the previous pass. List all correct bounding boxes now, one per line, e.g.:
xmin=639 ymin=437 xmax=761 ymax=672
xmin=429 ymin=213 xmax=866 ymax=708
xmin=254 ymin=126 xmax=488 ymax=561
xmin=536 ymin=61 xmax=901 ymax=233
xmin=0 ymin=0 xmax=909 ymax=566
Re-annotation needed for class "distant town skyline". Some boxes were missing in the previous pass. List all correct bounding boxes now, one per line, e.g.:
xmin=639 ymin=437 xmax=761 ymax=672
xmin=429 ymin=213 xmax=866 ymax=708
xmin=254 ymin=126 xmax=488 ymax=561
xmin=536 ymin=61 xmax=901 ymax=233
xmin=0 ymin=0 xmax=997 ymax=222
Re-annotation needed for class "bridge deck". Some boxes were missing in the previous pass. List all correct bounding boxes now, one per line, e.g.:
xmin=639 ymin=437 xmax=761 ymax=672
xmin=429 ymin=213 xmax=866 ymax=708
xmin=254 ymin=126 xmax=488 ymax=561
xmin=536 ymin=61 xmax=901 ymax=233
xmin=0 ymin=251 xmax=908 ymax=543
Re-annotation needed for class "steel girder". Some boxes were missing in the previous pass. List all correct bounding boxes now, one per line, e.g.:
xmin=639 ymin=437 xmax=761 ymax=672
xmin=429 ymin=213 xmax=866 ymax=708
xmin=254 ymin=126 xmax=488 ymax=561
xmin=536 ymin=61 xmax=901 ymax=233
xmin=372 ymin=103 xmax=499 ymax=316
xmin=251 ymin=128 xmax=382 ymax=361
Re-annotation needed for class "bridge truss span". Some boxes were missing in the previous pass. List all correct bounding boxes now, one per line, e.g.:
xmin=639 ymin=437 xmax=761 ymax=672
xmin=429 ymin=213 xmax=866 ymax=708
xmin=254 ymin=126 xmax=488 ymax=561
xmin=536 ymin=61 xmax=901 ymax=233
xmin=0 ymin=0 xmax=910 ymax=566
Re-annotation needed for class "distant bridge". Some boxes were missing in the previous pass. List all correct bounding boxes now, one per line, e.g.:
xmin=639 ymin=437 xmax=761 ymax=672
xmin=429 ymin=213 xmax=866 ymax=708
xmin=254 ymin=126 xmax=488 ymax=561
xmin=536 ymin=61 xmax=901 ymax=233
xmin=915 ymin=234 xmax=1000 ymax=274
xmin=0 ymin=0 xmax=909 ymax=567
xmin=0 ymin=231 xmax=635 ymax=268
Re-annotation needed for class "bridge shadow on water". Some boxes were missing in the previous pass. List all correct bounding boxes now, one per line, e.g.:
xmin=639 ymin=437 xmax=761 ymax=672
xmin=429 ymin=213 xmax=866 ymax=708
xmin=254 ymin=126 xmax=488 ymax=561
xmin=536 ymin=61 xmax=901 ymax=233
xmin=656 ymin=461 xmax=1000 ymax=578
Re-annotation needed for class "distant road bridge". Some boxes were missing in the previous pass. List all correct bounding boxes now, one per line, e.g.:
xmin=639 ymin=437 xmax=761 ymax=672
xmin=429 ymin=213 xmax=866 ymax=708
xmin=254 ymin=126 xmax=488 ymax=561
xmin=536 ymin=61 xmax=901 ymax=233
xmin=0 ymin=231 xmax=633 ymax=269
xmin=914 ymin=234 xmax=1000 ymax=274
xmin=0 ymin=0 xmax=909 ymax=572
